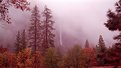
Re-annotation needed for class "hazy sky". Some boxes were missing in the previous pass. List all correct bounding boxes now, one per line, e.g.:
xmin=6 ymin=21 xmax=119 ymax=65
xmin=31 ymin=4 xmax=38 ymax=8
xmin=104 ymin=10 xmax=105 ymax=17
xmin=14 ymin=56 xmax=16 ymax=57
xmin=39 ymin=0 xmax=118 ymax=46
xmin=0 ymin=0 xmax=119 ymax=47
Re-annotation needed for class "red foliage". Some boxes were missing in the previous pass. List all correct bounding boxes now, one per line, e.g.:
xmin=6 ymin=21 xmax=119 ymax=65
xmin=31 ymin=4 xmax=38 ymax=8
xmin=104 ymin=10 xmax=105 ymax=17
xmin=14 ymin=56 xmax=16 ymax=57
xmin=82 ymin=48 xmax=97 ymax=66
xmin=0 ymin=47 xmax=8 ymax=53
xmin=0 ymin=0 xmax=30 ymax=23
xmin=11 ymin=0 xmax=30 ymax=11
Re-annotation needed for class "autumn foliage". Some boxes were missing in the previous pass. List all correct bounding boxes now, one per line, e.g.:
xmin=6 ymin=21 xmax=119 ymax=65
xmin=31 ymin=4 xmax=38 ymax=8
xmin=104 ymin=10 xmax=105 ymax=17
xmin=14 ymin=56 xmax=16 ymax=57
xmin=0 ymin=0 xmax=30 ymax=23
xmin=1 ymin=0 xmax=121 ymax=68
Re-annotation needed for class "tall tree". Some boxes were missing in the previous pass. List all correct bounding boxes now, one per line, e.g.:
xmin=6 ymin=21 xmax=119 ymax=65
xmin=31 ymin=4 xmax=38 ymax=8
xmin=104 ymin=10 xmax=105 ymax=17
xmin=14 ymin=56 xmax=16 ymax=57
xmin=104 ymin=0 xmax=121 ymax=65
xmin=28 ymin=5 xmax=42 ymax=52
xmin=42 ymin=6 xmax=55 ymax=52
xmin=85 ymin=40 xmax=90 ymax=48
xmin=15 ymin=31 xmax=21 ymax=53
xmin=28 ymin=6 xmax=42 ymax=68
xmin=20 ymin=29 xmax=27 ymax=51
xmin=96 ymin=35 xmax=107 ymax=66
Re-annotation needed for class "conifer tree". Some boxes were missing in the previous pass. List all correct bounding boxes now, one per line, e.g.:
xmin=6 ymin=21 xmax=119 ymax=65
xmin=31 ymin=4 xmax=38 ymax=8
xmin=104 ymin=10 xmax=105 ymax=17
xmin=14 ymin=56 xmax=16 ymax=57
xmin=85 ymin=40 xmax=90 ymax=48
xmin=96 ymin=35 xmax=107 ymax=66
xmin=28 ymin=6 xmax=42 ymax=68
xmin=42 ymin=6 xmax=55 ymax=52
xmin=20 ymin=29 xmax=27 ymax=51
xmin=15 ymin=31 xmax=21 ymax=53
xmin=104 ymin=0 xmax=121 ymax=65
xmin=28 ymin=5 xmax=42 ymax=53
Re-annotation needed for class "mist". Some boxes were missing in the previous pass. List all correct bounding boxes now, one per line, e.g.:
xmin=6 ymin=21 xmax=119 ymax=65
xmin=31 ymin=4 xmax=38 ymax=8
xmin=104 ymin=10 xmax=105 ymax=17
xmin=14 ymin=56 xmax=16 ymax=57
xmin=0 ymin=0 xmax=118 ymax=47
xmin=40 ymin=0 xmax=118 ymax=46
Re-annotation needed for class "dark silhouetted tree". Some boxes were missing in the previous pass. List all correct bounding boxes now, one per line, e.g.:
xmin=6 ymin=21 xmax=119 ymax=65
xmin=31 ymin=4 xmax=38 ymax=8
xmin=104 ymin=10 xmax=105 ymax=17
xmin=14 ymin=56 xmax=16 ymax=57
xmin=42 ymin=6 xmax=55 ymax=52
xmin=85 ymin=40 xmax=90 ymax=48
xmin=104 ymin=0 xmax=121 ymax=65
xmin=15 ymin=30 xmax=27 ymax=53
xmin=15 ymin=31 xmax=21 ymax=53
xmin=21 ymin=29 xmax=27 ymax=51
xmin=28 ymin=5 xmax=42 ymax=68
xmin=28 ymin=5 xmax=42 ymax=53
xmin=96 ymin=35 xmax=107 ymax=66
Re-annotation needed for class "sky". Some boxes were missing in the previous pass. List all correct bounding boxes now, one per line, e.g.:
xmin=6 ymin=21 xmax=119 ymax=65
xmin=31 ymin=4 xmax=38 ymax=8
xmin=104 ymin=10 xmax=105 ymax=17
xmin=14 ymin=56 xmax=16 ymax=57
xmin=0 ymin=0 xmax=119 ymax=47
xmin=39 ymin=0 xmax=118 ymax=46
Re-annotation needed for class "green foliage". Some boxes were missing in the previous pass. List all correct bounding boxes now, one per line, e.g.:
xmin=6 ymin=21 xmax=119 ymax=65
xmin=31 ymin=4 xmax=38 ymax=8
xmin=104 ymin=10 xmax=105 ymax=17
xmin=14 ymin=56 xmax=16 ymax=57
xmin=44 ymin=47 xmax=59 ymax=68
xmin=64 ymin=45 xmax=83 ymax=68
xmin=96 ymin=35 xmax=107 ymax=66
xmin=105 ymin=0 xmax=121 ymax=31
xmin=104 ymin=0 xmax=121 ymax=65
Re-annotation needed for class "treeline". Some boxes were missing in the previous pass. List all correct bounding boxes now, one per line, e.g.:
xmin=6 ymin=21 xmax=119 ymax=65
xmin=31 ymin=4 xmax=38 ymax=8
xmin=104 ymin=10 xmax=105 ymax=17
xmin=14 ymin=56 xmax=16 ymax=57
xmin=0 ymin=5 xmax=56 ymax=68
xmin=14 ymin=6 xmax=55 ymax=54
xmin=1 ymin=0 xmax=121 ymax=68
xmin=0 ymin=34 xmax=120 ymax=68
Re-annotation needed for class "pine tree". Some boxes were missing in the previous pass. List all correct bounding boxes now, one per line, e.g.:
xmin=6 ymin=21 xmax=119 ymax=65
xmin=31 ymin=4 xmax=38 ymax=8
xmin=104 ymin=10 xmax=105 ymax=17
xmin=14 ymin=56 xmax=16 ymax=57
xmin=98 ymin=35 xmax=106 ymax=51
xmin=96 ymin=35 xmax=107 ymax=66
xmin=15 ymin=30 xmax=28 ymax=53
xmin=28 ymin=5 xmax=42 ymax=53
xmin=42 ymin=6 xmax=55 ymax=52
xmin=104 ymin=0 xmax=121 ymax=65
xmin=20 ymin=29 xmax=27 ymax=51
xmin=85 ymin=40 xmax=90 ymax=48
xmin=15 ymin=31 xmax=21 ymax=53
xmin=28 ymin=6 xmax=42 ymax=68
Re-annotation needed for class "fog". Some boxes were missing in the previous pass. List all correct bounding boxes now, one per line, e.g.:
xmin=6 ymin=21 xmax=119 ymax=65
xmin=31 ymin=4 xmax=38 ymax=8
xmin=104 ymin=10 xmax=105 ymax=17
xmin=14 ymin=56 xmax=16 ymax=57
xmin=0 ymin=0 xmax=118 ymax=47
xmin=40 ymin=0 xmax=118 ymax=46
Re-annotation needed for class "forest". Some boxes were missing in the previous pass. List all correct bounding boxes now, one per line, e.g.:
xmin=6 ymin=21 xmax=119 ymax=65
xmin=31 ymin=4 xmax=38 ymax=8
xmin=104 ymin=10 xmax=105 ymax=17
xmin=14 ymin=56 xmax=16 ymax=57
xmin=0 ymin=0 xmax=121 ymax=68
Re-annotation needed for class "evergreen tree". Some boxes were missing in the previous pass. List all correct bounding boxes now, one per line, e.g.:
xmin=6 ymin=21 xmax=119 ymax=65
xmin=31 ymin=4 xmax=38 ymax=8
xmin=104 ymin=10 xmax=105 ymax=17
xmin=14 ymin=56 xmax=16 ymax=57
xmin=20 ymin=29 xmax=27 ymax=51
xmin=104 ymin=0 xmax=121 ymax=65
xmin=96 ymin=35 xmax=107 ymax=66
xmin=28 ymin=5 xmax=42 ymax=68
xmin=28 ymin=5 xmax=42 ymax=53
xmin=15 ymin=31 xmax=21 ymax=53
xmin=85 ymin=40 xmax=90 ymax=48
xmin=42 ymin=6 xmax=55 ymax=52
